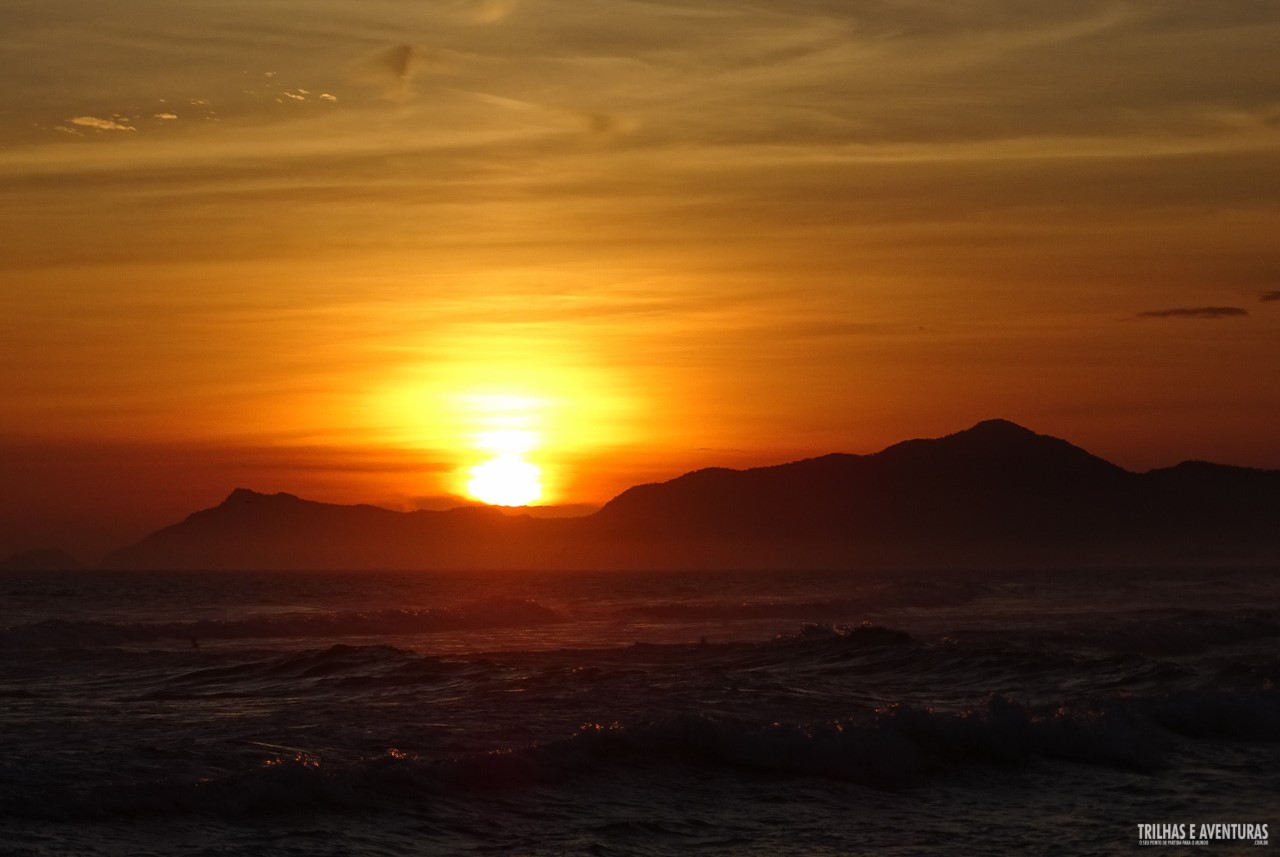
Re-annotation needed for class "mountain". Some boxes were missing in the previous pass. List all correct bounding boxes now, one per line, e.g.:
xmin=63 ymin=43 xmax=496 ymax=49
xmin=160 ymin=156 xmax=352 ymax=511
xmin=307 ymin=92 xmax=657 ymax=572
xmin=101 ymin=421 xmax=1280 ymax=570
xmin=102 ymin=488 xmax=587 ymax=571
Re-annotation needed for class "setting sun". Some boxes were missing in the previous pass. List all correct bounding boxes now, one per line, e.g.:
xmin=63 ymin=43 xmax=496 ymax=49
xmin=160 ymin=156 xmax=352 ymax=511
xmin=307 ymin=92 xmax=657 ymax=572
xmin=458 ymin=390 xmax=546 ymax=506
xmin=467 ymin=454 xmax=542 ymax=506
xmin=371 ymin=354 xmax=642 ymax=508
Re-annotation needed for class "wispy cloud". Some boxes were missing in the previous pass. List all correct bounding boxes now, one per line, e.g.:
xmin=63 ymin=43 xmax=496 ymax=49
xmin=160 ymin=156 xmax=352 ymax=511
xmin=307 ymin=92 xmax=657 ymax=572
xmin=347 ymin=43 xmax=432 ymax=100
xmin=459 ymin=0 xmax=519 ymax=25
xmin=69 ymin=116 xmax=135 ymax=132
xmin=1136 ymin=307 xmax=1249 ymax=319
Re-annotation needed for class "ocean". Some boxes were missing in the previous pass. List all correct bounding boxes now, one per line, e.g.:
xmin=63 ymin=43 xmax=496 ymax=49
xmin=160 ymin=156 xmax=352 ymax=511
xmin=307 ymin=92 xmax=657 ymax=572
xmin=0 ymin=566 xmax=1276 ymax=855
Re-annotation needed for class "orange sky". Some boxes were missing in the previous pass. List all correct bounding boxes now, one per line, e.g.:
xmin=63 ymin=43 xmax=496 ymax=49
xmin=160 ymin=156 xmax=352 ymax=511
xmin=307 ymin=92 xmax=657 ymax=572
xmin=3 ymin=1 xmax=1280 ymax=558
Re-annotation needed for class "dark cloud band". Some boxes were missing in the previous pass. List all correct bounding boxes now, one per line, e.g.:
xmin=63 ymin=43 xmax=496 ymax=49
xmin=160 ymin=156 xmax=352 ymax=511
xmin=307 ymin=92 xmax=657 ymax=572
xmin=1136 ymin=307 xmax=1248 ymax=319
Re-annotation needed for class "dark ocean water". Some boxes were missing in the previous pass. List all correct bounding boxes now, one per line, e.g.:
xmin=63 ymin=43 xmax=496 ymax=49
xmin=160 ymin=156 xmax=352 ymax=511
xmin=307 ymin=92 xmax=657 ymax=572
xmin=0 ymin=567 xmax=1276 ymax=855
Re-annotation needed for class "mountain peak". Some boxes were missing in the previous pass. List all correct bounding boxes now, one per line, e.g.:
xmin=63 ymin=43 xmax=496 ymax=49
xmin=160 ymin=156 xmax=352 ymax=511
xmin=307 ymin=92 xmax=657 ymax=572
xmin=860 ymin=419 xmax=1132 ymax=491
xmin=882 ymin=418 xmax=1049 ymax=454
xmin=962 ymin=418 xmax=1037 ymax=436
xmin=939 ymin=419 xmax=1066 ymax=454
xmin=221 ymin=488 xmax=298 ymax=505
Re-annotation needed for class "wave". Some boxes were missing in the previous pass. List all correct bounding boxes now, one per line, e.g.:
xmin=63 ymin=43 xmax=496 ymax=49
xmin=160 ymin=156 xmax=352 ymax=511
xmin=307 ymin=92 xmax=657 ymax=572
xmin=925 ymin=609 xmax=1280 ymax=667
xmin=9 ymin=686 xmax=1275 ymax=822
xmin=773 ymin=622 xmax=915 ymax=646
xmin=612 ymin=581 xmax=980 ymax=622
xmin=1102 ymin=610 xmax=1280 ymax=655
xmin=453 ymin=695 xmax=1169 ymax=791
xmin=0 ymin=598 xmax=565 ymax=649
xmin=136 ymin=643 xmax=500 ymax=699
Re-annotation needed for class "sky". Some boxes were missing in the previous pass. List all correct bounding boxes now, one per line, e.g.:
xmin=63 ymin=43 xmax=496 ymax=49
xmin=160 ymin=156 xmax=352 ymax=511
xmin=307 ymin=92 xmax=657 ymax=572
xmin=3 ymin=0 xmax=1280 ymax=558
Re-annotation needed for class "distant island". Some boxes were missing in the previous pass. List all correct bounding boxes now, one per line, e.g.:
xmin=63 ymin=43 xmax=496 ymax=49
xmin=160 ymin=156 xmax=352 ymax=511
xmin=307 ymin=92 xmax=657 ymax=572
xmin=99 ymin=420 xmax=1280 ymax=571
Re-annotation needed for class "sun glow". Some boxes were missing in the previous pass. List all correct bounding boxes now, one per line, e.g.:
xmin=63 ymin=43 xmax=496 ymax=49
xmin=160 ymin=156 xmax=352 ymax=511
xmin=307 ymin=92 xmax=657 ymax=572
xmin=455 ymin=392 xmax=547 ymax=505
xmin=372 ymin=349 xmax=642 ymax=506
xmin=467 ymin=454 xmax=542 ymax=506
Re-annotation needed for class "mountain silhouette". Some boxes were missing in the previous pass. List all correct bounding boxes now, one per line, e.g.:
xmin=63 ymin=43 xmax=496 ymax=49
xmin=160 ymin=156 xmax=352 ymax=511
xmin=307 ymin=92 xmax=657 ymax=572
xmin=103 ymin=488 xmax=584 ymax=571
xmin=102 ymin=421 xmax=1280 ymax=570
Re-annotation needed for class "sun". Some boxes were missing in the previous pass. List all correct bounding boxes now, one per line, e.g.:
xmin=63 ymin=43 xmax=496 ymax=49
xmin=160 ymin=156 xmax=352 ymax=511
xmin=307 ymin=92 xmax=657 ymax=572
xmin=456 ymin=389 xmax=548 ymax=506
xmin=375 ymin=356 xmax=641 ymax=509
xmin=467 ymin=454 xmax=542 ymax=506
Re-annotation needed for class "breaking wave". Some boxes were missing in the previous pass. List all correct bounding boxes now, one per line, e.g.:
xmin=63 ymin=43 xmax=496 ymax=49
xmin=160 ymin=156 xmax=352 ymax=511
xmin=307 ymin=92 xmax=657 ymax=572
xmin=8 ymin=687 xmax=1277 ymax=822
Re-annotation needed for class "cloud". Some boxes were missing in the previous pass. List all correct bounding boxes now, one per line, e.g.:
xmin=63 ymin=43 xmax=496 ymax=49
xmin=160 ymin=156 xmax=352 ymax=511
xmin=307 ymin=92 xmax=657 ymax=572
xmin=457 ymin=0 xmax=518 ymax=25
xmin=1136 ymin=307 xmax=1249 ymax=319
xmin=1259 ymin=291 xmax=1280 ymax=302
xmin=382 ymin=44 xmax=415 ymax=81
xmin=348 ymin=44 xmax=434 ymax=99
xmin=69 ymin=116 xmax=135 ymax=132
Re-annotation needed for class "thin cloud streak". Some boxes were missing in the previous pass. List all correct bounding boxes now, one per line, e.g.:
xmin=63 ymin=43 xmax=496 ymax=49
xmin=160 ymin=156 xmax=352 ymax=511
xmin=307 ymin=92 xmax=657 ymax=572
xmin=1136 ymin=307 xmax=1249 ymax=320
xmin=69 ymin=116 xmax=135 ymax=132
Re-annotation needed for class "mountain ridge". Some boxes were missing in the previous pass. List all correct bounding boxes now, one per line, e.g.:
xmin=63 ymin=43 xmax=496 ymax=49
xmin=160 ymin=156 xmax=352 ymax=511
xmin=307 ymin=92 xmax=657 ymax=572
xmin=101 ymin=420 xmax=1280 ymax=571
